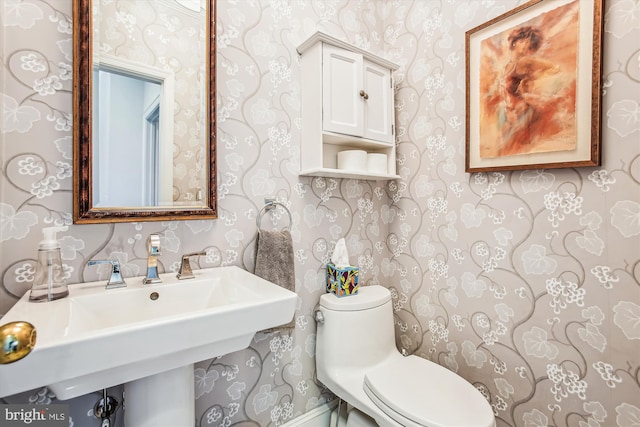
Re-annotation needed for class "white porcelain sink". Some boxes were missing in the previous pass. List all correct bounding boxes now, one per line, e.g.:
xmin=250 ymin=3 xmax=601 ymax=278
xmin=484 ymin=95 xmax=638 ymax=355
xmin=0 ymin=266 xmax=296 ymax=425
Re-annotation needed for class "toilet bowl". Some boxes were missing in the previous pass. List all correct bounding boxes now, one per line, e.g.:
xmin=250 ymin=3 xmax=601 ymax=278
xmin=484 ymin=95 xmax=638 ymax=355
xmin=316 ymin=285 xmax=496 ymax=427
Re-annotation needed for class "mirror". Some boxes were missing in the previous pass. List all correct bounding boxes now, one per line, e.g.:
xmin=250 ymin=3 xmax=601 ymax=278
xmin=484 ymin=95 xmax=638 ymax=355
xmin=73 ymin=0 xmax=216 ymax=223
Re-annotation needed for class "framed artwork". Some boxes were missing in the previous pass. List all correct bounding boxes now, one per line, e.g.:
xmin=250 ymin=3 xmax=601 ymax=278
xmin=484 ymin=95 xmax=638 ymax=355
xmin=465 ymin=0 xmax=603 ymax=172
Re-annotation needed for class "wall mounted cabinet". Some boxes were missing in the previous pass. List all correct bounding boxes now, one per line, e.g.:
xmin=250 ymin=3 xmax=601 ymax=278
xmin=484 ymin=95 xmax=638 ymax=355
xmin=297 ymin=32 xmax=400 ymax=180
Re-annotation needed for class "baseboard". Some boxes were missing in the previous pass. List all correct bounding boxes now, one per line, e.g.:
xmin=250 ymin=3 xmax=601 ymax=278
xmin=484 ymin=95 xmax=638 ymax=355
xmin=281 ymin=399 xmax=339 ymax=427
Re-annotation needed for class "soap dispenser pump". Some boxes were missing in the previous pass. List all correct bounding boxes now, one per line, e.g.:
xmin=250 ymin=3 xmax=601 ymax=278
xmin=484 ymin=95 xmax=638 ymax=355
xmin=29 ymin=226 xmax=69 ymax=302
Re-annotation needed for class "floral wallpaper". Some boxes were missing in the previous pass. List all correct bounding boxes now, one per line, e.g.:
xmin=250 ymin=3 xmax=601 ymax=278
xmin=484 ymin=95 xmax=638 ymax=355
xmin=386 ymin=1 xmax=640 ymax=426
xmin=1 ymin=1 xmax=639 ymax=427
xmin=94 ymin=0 xmax=207 ymax=203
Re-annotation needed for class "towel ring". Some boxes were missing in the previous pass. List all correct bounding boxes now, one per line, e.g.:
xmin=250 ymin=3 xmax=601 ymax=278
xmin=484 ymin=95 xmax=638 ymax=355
xmin=256 ymin=199 xmax=293 ymax=231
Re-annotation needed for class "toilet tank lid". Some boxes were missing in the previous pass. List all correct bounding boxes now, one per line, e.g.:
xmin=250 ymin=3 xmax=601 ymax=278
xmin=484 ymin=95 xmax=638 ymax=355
xmin=320 ymin=285 xmax=391 ymax=311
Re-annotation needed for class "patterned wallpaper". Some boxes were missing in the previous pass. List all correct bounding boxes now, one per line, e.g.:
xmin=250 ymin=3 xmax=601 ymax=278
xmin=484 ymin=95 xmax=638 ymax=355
xmin=1 ymin=1 xmax=639 ymax=427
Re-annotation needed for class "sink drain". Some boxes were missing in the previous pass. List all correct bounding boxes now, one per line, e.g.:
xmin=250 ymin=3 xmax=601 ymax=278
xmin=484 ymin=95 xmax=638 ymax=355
xmin=149 ymin=292 xmax=159 ymax=301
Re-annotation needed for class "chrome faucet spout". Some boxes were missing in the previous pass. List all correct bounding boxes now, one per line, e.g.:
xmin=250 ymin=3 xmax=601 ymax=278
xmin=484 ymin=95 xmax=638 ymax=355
xmin=143 ymin=234 xmax=162 ymax=285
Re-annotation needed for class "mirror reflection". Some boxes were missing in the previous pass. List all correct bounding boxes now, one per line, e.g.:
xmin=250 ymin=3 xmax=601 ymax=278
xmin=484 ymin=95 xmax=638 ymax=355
xmin=73 ymin=0 xmax=216 ymax=223
xmin=93 ymin=64 xmax=168 ymax=207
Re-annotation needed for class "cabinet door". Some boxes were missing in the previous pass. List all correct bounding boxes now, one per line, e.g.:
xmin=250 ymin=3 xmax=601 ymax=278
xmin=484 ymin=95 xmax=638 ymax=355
xmin=363 ymin=60 xmax=393 ymax=143
xmin=322 ymin=45 xmax=363 ymax=137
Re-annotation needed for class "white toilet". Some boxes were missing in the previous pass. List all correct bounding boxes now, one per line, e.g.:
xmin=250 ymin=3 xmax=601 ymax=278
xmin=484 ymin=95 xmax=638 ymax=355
xmin=316 ymin=285 xmax=496 ymax=427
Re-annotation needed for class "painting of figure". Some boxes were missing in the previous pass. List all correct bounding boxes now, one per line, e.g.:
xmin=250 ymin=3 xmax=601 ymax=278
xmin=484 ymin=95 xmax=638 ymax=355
xmin=478 ymin=0 xmax=579 ymax=158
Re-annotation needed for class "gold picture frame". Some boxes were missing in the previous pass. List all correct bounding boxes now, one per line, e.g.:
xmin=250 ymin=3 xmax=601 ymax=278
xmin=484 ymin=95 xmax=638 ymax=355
xmin=465 ymin=0 xmax=603 ymax=172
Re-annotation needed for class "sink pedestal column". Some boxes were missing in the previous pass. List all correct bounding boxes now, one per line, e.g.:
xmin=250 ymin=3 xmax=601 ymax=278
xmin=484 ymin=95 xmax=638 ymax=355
xmin=124 ymin=364 xmax=194 ymax=427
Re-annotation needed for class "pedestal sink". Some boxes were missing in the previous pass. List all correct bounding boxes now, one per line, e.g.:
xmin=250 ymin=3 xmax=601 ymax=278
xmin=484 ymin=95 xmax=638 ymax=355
xmin=0 ymin=266 xmax=297 ymax=426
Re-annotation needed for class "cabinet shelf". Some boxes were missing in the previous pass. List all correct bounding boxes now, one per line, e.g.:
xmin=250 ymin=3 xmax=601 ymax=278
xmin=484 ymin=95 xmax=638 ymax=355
xmin=298 ymin=31 xmax=399 ymax=181
xmin=299 ymin=167 xmax=400 ymax=181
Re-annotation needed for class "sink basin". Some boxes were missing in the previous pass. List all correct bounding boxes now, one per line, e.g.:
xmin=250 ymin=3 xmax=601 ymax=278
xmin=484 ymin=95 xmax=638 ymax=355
xmin=0 ymin=266 xmax=297 ymax=406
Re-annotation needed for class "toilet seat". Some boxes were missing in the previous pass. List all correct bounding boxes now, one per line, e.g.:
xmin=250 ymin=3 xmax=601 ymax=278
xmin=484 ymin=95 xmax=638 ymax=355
xmin=363 ymin=356 xmax=495 ymax=427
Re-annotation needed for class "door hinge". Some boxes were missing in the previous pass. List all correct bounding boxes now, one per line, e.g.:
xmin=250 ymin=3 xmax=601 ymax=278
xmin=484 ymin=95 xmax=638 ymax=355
xmin=392 ymin=124 xmax=395 ymax=135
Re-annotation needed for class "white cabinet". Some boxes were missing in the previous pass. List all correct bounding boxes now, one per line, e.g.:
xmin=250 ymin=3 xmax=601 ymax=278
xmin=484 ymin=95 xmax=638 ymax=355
xmin=298 ymin=32 xmax=399 ymax=180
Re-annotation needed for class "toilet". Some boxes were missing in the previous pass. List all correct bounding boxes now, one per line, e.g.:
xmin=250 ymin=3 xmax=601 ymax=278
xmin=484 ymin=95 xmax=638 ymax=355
xmin=316 ymin=285 xmax=496 ymax=427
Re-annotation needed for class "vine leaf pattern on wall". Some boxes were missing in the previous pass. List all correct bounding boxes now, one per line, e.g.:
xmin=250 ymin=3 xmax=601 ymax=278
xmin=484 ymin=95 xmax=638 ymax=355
xmin=385 ymin=1 xmax=640 ymax=426
xmin=1 ymin=1 xmax=639 ymax=427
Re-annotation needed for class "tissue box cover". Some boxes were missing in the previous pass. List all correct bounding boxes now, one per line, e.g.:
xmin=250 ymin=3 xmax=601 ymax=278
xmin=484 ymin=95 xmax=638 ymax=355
xmin=326 ymin=263 xmax=359 ymax=297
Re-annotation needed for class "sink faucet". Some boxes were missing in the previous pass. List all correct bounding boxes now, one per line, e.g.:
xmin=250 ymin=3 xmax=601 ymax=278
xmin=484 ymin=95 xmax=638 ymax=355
xmin=177 ymin=251 xmax=207 ymax=280
xmin=143 ymin=234 xmax=162 ymax=285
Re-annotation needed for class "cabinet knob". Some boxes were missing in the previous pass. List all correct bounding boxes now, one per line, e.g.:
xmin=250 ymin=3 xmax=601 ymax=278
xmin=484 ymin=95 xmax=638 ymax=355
xmin=359 ymin=90 xmax=369 ymax=100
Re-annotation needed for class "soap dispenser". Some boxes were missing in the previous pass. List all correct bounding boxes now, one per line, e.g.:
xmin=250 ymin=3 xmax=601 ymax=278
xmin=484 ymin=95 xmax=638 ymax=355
xmin=29 ymin=226 xmax=69 ymax=302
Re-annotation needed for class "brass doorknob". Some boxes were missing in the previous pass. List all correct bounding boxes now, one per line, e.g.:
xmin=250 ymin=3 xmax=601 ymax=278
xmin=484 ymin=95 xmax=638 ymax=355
xmin=359 ymin=90 xmax=369 ymax=100
xmin=0 ymin=321 xmax=37 ymax=364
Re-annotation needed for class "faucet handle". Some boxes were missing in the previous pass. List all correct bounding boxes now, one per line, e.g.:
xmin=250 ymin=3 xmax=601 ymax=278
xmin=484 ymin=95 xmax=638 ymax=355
xmin=88 ymin=260 xmax=126 ymax=289
xmin=177 ymin=251 xmax=207 ymax=280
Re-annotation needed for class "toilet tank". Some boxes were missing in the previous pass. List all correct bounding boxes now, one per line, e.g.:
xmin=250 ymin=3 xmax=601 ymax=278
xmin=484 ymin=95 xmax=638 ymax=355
xmin=316 ymin=285 xmax=396 ymax=370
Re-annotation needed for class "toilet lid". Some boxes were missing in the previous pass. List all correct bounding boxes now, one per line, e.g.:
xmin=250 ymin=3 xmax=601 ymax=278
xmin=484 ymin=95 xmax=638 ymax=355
xmin=319 ymin=285 xmax=390 ymax=311
xmin=363 ymin=356 xmax=495 ymax=427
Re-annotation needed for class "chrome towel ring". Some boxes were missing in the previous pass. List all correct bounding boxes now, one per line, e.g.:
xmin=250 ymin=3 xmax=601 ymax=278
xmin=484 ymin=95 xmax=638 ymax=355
xmin=256 ymin=198 xmax=293 ymax=231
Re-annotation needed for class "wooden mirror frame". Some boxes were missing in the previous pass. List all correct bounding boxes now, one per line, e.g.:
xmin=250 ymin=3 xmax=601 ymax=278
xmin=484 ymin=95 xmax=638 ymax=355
xmin=72 ymin=0 xmax=217 ymax=223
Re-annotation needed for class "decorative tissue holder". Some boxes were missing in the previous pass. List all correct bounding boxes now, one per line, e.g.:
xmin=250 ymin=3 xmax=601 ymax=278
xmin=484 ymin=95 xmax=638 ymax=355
xmin=326 ymin=263 xmax=359 ymax=297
